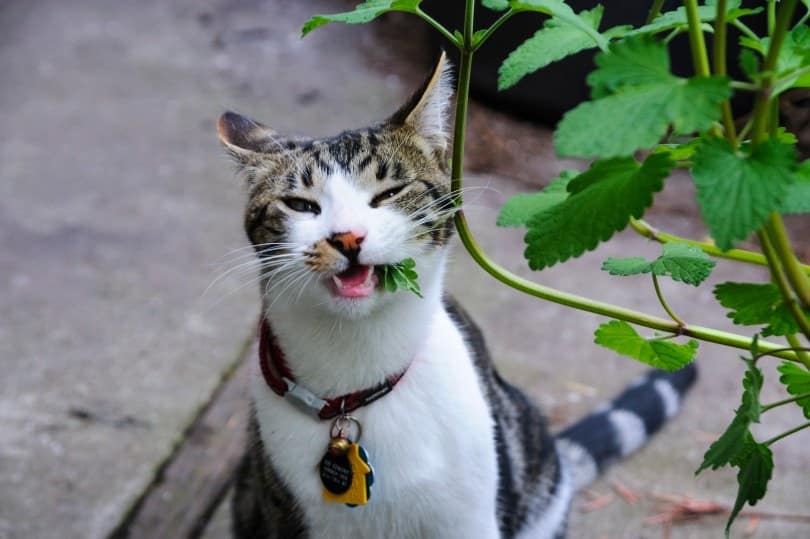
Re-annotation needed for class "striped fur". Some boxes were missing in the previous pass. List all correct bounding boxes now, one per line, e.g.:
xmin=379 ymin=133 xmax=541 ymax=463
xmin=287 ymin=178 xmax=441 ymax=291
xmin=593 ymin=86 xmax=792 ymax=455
xmin=219 ymin=52 xmax=697 ymax=538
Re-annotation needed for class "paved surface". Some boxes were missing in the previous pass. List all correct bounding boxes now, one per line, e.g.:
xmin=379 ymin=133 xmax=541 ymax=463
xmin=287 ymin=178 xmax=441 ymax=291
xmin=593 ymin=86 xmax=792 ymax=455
xmin=2 ymin=1 xmax=809 ymax=538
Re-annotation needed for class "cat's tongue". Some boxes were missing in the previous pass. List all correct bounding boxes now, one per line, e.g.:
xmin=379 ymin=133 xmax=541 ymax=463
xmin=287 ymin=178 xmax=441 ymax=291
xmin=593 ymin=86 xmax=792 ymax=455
xmin=331 ymin=265 xmax=378 ymax=298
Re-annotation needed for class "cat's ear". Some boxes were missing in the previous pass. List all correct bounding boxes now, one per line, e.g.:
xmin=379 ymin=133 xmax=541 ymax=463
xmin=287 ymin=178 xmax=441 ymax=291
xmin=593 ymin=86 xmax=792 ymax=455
xmin=217 ymin=111 xmax=279 ymax=162
xmin=389 ymin=50 xmax=453 ymax=150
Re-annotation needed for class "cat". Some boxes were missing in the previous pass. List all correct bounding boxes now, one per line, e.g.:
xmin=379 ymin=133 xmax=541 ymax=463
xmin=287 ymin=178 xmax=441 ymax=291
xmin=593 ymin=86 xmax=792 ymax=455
xmin=216 ymin=51 xmax=697 ymax=539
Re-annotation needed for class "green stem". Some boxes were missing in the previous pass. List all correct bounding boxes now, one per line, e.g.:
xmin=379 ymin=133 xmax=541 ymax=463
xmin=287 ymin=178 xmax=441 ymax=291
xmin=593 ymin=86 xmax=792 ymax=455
xmin=629 ymin=218 xmax=810 ymax=275
xmin=765 ymin=215 xmax=810 ymax=312
xmin=786 ymin=334 xmax=810 ymax=365
xmin=646 ymin=0 xmax=666 ymax=25
xmin=684 ymin=0 xmax=712 ymax=77
xmin=652 ymin=273 xmax=686 ymax=326
xmin=729 ymin=80 xmax=760 ymax=91
xmin=765 ymin=421 xmax=810 ymax=446
xmin=472 ymin=8 xmax=521 ymax=52
xmin=768 ymin=0 xmax=776 ymax=37
xmin=415 ymin=7 xmax=461 ymax=48
xmin=762 ymin=391 xmax=810 ymax=412
xmin=759 ymin=231 xmax=810 ymax=341
xmin=732 ymin=19 xmax=759 ymax=40
xmin=664 ymin=28 xmax=683 ymax=44
xmin=712 ymin=0 xmax=737 ymax=147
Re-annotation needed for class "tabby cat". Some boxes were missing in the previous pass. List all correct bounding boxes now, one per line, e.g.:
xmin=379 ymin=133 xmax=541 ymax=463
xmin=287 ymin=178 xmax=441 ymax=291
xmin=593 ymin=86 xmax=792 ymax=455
xmin=217 ymin=52 xmax=697 ymax=539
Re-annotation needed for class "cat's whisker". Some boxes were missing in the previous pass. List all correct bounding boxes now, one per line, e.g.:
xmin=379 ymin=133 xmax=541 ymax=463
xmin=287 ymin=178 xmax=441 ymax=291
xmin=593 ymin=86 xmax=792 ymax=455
xmin=204 ymin=253 xmax=301 ymax=297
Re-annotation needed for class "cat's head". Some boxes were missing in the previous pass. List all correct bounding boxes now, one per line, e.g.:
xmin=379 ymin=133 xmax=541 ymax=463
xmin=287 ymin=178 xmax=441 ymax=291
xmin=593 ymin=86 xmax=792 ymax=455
xmin=217 ymin=53 xmax=455 ymax=318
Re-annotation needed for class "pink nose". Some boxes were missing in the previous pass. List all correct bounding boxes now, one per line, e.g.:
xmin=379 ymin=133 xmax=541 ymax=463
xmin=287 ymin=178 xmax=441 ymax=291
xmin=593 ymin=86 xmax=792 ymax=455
xmin=327 ymin=230 xmax=366 ymax=257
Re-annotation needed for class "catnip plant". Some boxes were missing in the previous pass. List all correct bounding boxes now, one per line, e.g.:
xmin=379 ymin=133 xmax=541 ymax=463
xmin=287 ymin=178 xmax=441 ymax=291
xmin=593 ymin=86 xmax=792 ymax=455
xmin=302 ymin=0 xmax=810 ymax=533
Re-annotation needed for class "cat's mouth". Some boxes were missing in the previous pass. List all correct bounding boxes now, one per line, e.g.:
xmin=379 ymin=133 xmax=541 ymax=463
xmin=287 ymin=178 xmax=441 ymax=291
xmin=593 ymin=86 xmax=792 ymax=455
xmin=329 ymin=264 xmax=378 ymax=298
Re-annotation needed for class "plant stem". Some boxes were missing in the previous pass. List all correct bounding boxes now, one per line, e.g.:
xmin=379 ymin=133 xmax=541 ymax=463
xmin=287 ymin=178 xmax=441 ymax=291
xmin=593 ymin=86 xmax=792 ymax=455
xmin=731 ymin=19 xmax=759 ymax=40
xmin=785 ymin=334 xmax=810 ymax=365
xmin=759 ymin=231 xmax=810 ymax=341
xmin=684 ymin=0 xmax=712 ymax=77
xmin=472 ymin=8 xmax=520 ymax=51
xmin=646 ymin=0 xmax=666 ymax=25
xmin=652 ymin=273 xmax=686 ymax=326
xmin=762 ymin=391 xmax=810 ymax=412
xmin=629 ymin=218 xmax=810 ymax=275
xmin=712 ymin=0 xmax=738 ymax=147
xmin=415 ymin=7 xmax=462 ymax=48
xmin=768 ymin=0 xmax=776 ymax=36
xmin=729 ymin=80 xmax=760 ymax=91
xmin=765 ymin=421 xmax=810 ymax=446
xmin=765 ymin=215 xmax=810 ymax=312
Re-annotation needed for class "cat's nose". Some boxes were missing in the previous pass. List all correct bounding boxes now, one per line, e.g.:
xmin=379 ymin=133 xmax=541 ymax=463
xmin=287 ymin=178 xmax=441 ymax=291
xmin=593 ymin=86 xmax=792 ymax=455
xmin=327 ymin=230 xmax=366 ymax=260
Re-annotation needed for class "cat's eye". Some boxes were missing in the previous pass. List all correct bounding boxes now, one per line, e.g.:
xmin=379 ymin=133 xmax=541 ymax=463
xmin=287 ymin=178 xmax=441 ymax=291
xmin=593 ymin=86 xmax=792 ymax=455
xmin=282 ymin=197 xmax=321 ymax=215
xmin=371 ymin=185 xmax=407 ymax=207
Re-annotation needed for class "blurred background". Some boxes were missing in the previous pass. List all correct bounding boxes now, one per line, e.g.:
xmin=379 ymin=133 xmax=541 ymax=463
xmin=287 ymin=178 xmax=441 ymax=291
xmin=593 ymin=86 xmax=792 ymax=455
xmin=1 ymin=1 xmax=808 ymax=538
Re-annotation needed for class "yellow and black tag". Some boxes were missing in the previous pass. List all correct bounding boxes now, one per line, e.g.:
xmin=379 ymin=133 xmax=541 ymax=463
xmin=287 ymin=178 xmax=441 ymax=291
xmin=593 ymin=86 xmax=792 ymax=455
xmin=320 ymin=436 xmax=374 ymax=506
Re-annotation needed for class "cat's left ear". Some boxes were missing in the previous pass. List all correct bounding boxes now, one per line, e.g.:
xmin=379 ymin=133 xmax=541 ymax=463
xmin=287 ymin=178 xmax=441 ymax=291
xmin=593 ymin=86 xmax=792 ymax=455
xmin=389 ymin=50 xmax=453 ymax=151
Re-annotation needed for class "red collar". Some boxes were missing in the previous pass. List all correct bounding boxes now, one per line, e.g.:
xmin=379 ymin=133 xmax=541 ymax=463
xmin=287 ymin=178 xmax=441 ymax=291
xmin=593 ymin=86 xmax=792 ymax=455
xmin=258 ymin=319 xmax=407 ymax=420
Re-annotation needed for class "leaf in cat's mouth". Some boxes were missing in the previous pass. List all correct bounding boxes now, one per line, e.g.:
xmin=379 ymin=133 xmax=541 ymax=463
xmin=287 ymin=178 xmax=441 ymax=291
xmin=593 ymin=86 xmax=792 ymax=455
xmin=330 ymin=264 xmax=378 ymax=298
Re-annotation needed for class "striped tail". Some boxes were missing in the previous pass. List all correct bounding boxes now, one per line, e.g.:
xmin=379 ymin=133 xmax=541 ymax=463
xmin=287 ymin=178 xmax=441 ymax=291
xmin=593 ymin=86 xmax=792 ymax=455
xmin=555 ymin=363 xmax=698 ymax=491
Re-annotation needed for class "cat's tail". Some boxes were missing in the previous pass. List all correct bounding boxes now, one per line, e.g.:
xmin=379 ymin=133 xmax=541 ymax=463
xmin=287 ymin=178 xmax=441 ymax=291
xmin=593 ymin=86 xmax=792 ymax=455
xmin=555 ymin=363 xmax=697 ymax=491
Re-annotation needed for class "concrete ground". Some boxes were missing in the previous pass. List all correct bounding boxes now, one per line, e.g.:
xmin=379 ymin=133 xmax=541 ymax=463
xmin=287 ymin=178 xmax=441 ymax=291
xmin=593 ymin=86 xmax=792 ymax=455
xmin=1 ymin=1 xmax=808 ymax=538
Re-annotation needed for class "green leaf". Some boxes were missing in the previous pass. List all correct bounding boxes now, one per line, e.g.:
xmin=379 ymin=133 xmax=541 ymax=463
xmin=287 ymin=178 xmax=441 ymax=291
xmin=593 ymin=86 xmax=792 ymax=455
xmin=555 ymin=37 xmax=731 ymax=158
xmin=482 ymin=0 xmax=509 ymax=10
xmin=301 ymin=0 xmax=421 ymax=36
xmin=498 ymin=7 xmax=603 ymax=90
xmin=739 ymin=49 xmax=760 ymax=81
xmin=697 ymin=361 xmax=763 ymax=473
xmin=381 ymin=258 xmax=423 ymax=297
xmin=626 ymin=0 xmax=759 ymax=37
xmin=726 ymin=439 xmax=773 ymax=534
xmin=524 ymin=154 xmax=673 ymax=269
xmin=602 ymin=243 xmax=715 ymax=286
xmin=505 ymin=0 xmax=609 ymax=50
xmin=782 ymin=160 xmax=810 ymax=215
xmin=496 ymin=171 xmax=576 ymax=227
xmin=714 ymin=282 xmax=782 ymax=326
xmin=655 ymin=138 xmax=702 ymax=162
xmin=692 ymin=137 xmax=797 ymax=250
xmin=777 ymin=362 xmax=810 ymax=419
xmin=594 ymin=320 xmax=698 ymax=371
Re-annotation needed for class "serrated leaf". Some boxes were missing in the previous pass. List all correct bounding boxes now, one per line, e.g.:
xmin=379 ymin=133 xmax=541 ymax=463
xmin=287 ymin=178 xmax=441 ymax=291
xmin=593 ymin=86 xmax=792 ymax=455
xmin=777 ymin=362 xmax=810 ymax=419
xmin=301 ymin=0 xmax=421 ymax=36
xmin=601 ymin=256 xmax=651 ymax=276
xmin=761 ymin=303 xmax=807 ymax=338
xmin=626 ymin=0 xmax=759 ymax=37
xmin=594 ymin=320 xmax=698 ymax=371
xmin=649 ymin=243 xmax=716 ymax=286
xmin=782 ymin=160 xmax=810 ymax=214
xmin=739 ymin=49 xmax=760 ymax=81
xmin=727 ymin=439 xmax=773 ymax=534
xmin=692 ymin=137 xmax=797 ymax=250
xmin=602 ymin=243 xmax=715 ymax=286
xmin=714 ymin=282 xmax=782 ymax=325
xmin=381 ymin=258 xmax=423 ymax=297
xmin=506 ymin=0 xmax=609 ymax=50
xmin=498 ymin=7 xmax=603 ymax=90
xmin=697 ymin=361 xmax=763 ymax=473
xmin=739 ymin=25 xmax=810 ymax=92
xmin=555 ymin=37 xmax=730 ymax=158
xmin=496 ymin=171 xmax=576 ymax=227
xmin=524 ymin=154 xmax=673 ymax=269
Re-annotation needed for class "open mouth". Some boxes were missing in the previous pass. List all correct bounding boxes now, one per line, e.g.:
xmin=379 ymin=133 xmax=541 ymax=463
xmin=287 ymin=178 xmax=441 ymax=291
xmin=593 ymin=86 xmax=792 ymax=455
xmin=330 ymin=264 xmax=378 ymax=298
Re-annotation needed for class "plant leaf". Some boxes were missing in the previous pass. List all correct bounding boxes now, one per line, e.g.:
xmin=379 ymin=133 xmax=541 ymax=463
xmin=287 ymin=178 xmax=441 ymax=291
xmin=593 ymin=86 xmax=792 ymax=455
xmin=727 ymin=438 xmax=773 ymax=534
xmin=555 ymin=37 xmax=730 ymax=158
xmin=782 ymin=160 xmax=810 ymax=215
xmin=714 ymin=282 xmax=782 ymax=325
xmin=594 ymin=320 xmax=698 ymax=371
xmin=506 ymin=0 xmax=609 ymax=50
xmin=381 ymin=258 xmax=423 ymax=297
xmin=482 ymin=0 xmax=510 ymax=10
xmin=301 ymin=0 xmax=421 ymax=36
xmin=602 ymin=243 xmax=715 ymax=286
xmin=498 ymin=7 xmax=603 ymax=90
xmin=524 ymin=154 xmax=673 ymax=269
xmin=777 ymin=362 xmax=810 ymax=419
xmin=697 ymin=361 xmax=763 ymax=473
xmin=692 ymin=137 xmax=797 ymax=250
xmin=626 ymin=0 xmax=759 ymax=37
xmin=496 ymin=171 xmax=576 ymax=227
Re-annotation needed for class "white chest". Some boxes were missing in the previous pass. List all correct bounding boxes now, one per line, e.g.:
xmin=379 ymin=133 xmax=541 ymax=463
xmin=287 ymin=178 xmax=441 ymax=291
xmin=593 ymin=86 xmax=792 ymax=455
xmin=251 ymin=310 xmax=501 ymax=539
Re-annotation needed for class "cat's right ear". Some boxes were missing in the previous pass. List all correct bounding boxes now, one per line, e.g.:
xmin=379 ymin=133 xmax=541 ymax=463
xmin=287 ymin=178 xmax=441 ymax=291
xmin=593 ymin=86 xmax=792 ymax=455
xmin=216 ymin=111 xmax=278 ymax=163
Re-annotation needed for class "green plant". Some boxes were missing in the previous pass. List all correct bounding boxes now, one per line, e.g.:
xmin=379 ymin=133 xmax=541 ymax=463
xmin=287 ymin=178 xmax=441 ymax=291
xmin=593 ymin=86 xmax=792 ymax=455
xmin=302 ymin=0 xmax=810 ymax=533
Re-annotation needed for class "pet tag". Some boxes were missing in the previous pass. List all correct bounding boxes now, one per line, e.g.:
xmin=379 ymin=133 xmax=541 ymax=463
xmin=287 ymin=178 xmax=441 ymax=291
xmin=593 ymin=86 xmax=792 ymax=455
xmin=320 ymin=415 xmax=375 ymax=507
